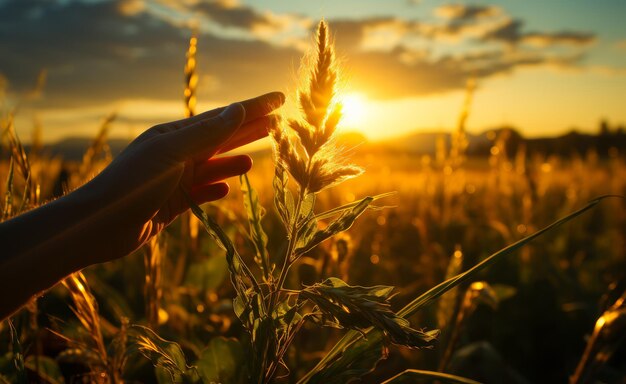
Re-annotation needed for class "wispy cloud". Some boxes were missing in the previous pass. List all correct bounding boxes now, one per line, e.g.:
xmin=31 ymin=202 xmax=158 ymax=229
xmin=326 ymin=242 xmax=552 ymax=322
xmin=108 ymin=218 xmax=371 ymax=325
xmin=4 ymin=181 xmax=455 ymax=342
xmin=435 ymin=4 xmax=501 ymax=21
xmin=0 ymin=0 xmax=610 ymax=110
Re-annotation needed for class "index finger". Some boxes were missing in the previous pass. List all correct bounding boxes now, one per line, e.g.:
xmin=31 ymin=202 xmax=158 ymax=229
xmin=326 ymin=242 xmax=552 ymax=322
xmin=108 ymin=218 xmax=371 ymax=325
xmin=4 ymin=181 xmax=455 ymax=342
xmin=170 ymin=92 xmax=285 ymax=129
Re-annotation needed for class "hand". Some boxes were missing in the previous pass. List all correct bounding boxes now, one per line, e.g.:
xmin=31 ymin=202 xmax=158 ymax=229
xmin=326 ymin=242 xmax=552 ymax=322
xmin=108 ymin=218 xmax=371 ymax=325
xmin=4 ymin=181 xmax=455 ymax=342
xmin=84 ymin=92 xmax=284 ymax=261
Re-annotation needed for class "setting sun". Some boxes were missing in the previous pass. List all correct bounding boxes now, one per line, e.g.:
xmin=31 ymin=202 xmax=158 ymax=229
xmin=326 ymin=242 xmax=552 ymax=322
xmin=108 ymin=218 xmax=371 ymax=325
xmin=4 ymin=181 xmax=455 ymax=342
xmin=340 ymin=92 xmax=368 ymax=130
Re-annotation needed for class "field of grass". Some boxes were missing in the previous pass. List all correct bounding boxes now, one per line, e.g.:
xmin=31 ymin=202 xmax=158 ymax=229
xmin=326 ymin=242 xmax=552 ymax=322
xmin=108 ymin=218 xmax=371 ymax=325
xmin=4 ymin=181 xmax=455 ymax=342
xmin=1 ymin=21 xmax=625 ymax=384
xmin=1 ymin=136 xmax=624 ymax=383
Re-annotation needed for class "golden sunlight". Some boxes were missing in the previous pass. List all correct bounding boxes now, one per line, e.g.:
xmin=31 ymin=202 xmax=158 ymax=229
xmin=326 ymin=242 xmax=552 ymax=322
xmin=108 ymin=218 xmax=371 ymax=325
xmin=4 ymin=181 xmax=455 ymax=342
xmin=340 ymin=92 xmax=367 ymax=129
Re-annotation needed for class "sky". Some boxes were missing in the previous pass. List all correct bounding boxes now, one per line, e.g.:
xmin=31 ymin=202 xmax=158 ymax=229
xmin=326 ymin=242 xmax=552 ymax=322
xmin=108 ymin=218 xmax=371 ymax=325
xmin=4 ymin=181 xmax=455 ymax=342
xmin=1 ymin=0 xmax=625 ymax=142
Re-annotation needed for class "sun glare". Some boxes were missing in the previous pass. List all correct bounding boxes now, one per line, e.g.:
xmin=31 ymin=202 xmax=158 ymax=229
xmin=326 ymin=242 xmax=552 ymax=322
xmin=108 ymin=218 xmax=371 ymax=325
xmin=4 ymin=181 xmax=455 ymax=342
xmin=340 ymin=92 xmax=367 ymax=129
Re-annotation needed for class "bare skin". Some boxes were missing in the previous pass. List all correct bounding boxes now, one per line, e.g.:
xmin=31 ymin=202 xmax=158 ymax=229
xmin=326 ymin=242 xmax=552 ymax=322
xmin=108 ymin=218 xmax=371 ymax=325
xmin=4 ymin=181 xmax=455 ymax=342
xmin=0 ymin=91 xmax=285 ymax=320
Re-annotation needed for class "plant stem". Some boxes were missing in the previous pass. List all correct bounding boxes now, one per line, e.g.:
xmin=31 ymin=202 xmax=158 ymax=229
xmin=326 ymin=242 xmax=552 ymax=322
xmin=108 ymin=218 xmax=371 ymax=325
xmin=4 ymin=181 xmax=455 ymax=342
xmin=268 ymin=186 xmax=305 ymax=313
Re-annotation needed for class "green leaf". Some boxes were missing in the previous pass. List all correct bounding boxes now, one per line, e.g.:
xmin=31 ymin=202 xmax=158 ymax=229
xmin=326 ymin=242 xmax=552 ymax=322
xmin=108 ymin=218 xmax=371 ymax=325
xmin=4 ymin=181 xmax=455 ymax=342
xmin=300 ymin=278 xmax=437 ymax=349
xmin=273 ymin=162 xmax=294 ymax=228
xmin=312 ymin=191 xmax=396 ymax=222
xmin=130 ymin=325 xmax=200 ymax=383
xmin=295 ymin=217 xmax=318 ymax=255
xmin=437 ymin=248 xmax=464 ymax=330
xmin=24 ymin=356 xmax=64 ymax=384
xmin=298 ymin=192 xmax=316 ymax=223
xmin=250 ymin=316 xmax=278 ymax=382
xmin=196 ymin=337 xmax=245 ymax=384
xmin=381 ymin=369 xmax=482 ymax=384
xmin=184 ymin=256 xmax=229 ymax=292
xmin=295 ymin=196 xmax=374 ymax=256
xmin=184 ymin=191 xmax=262 ymax=322
xmin=272 ymin=299 xmax=303 ymax=331
xmin=308 ymin=334 xmax=387 ymax=384
xmin=298 ymin=196 xmax=613 ymax=383
xmin=234 ymin=290 xmax=265 ymax=330
xmin=155 ymin=366 xmax=175 ymax=384
xmin=240 ymin=173 xmax=272 ymax=280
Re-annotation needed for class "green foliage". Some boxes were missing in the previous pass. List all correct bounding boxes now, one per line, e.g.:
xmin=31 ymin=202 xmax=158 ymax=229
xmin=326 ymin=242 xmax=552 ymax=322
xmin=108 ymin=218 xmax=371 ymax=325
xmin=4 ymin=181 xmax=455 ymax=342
xmin=437 ymin=248 xmax=464 ymax=331
xmin=184 ymin=256 xmax=229 ymax=292
xmin=241 ymin=173 xmax=272 ymax=281
xmin=196 ymin=337 xmax=245 ymax=384
xmin=273 ymin=162 xmax=294 ymax=228
xmin=132 ymin=325 xmax=201 ymax=383
xmin=301 ymin=278 xmax=438 ymax=348
xmin=299 ymin=196 xmax=614 ymax=383
xmin=308 ymin=335 xmax=387 ymax=384
xmin=295 ymin=196 xmax=373 ymax=256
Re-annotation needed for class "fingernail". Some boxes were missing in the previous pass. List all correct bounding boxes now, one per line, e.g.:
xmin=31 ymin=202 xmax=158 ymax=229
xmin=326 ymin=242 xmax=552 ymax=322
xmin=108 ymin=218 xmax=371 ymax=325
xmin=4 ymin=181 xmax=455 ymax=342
xmin=220 ymin=103 xmax=244 ymax=123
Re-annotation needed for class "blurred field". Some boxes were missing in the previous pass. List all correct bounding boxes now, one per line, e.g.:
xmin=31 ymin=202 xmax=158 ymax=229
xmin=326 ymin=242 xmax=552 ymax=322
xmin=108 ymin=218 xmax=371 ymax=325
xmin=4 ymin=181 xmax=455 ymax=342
xmin=1 ymin=133 xmax=624 ymax=382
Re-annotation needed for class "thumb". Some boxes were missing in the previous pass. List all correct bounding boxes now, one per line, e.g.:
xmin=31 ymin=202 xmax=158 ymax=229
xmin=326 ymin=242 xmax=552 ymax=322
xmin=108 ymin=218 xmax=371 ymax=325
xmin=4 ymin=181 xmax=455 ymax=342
xmin=168 ymin=103 xmax=246 ymax=159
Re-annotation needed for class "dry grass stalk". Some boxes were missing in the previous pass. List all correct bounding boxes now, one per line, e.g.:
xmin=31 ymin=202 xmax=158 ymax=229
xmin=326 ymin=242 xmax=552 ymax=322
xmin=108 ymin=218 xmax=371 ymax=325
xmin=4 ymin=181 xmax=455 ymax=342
xmin=77 ymin=113 xmax=116 ymax=186
xmin=61 ymin=272 xmax=109 ymax=375
xmin=450 ymin=78 xmax=474 ymax=169
xmin=58 ymin=272 xmax=127 ymax=383
xmin=144 ymin=236 xmax=164 ymax=330
xmin=184 ymin=34 xmax=198 ymax=119
xmin=5 ymin=115 xmax=38 ymax=209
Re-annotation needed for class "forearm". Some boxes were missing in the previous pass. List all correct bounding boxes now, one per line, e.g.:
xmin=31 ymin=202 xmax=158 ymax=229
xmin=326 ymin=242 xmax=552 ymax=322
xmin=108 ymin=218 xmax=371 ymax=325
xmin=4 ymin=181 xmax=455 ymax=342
xmin=0 ymin=183 xmax=113 ymax=319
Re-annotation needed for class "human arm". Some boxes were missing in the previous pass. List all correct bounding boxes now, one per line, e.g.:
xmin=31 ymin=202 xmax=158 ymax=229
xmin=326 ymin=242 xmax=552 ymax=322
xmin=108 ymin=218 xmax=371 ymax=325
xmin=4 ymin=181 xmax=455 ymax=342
xmin=0 ymin=92 xmax=284 ymax=319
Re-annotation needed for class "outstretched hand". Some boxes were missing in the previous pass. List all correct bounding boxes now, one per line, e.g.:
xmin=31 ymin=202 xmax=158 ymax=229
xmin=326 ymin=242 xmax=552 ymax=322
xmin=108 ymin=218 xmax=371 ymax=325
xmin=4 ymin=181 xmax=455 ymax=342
xmin=85 ymin=92 xmax=285 ymax=261
xmin=0 ymin=91 xmax=284 ymax=319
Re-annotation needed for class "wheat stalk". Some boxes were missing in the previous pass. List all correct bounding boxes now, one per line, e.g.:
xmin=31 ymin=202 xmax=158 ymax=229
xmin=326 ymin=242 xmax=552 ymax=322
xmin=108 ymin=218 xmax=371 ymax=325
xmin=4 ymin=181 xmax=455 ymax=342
xmin=184 ymin=33 xmax=198 ymax=119
xmin=271 ymin=21 xmax=362 ymax=196
xmin=270 ymin=20 xmax=362 ymax=301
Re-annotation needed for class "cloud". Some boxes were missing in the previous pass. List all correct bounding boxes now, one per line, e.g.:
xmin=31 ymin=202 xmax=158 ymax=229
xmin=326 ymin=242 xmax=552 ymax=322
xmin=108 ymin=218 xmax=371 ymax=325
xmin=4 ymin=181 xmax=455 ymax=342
xmin=480 ymin=18 xmax=524 ymax=44
xmin=329 ymin=18 xmax=420 ymax=52
xmin=342 ymin=46 xmax=577 ymax=100
xmin=430 ymin=5 xmax=595 ymax=48
xmin=481 ymin=19 xmax=595 ymax=47
xmin=0 ymin=0 xmax=302 ymax=108
xmin=522 ymin=31 xmax=595 ymax=47
xmin=192 ymin=0 xmax=277 ymax=30
xmin=435 ymin=4 xmax=501 ymax=21
xmin=0 ymin=0 xmax=604 ymax=114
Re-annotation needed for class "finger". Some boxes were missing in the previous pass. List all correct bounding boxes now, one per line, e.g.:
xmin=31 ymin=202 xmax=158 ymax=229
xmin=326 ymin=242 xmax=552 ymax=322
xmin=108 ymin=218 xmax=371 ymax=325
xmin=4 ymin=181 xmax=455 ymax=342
xmin=189 ymin=182 xmax=230 ymax=204
xmin=218 ymin=114 xmax=278 ymax=154
xmin=193 ymin=155 xmax=252 ymax=185
xmin=167 ymin=103 xmax=245 ymax=159
xmin=167 ymin=92 xmax=284 ymax=130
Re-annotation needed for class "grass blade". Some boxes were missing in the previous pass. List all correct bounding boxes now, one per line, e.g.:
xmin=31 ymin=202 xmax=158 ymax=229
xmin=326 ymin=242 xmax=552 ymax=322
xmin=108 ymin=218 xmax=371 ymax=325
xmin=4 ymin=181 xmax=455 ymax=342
xmin=240 ymin=173 xmax=272 ymax=282
xmin=313 ymin=191 xmax=397 ymax=221
xmin=183 ymin=190 xmax=261 ymax=298
xmin=381 ymin=369 xmax=481 ymax=384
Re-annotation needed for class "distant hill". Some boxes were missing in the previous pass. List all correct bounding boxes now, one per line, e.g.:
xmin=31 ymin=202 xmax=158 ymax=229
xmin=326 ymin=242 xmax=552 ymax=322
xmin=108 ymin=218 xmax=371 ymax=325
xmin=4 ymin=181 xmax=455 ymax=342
xmin=23 ymin=127 xmax=625 ymax=162
xmin=377 ymin=127 xmax=625 ymax=158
